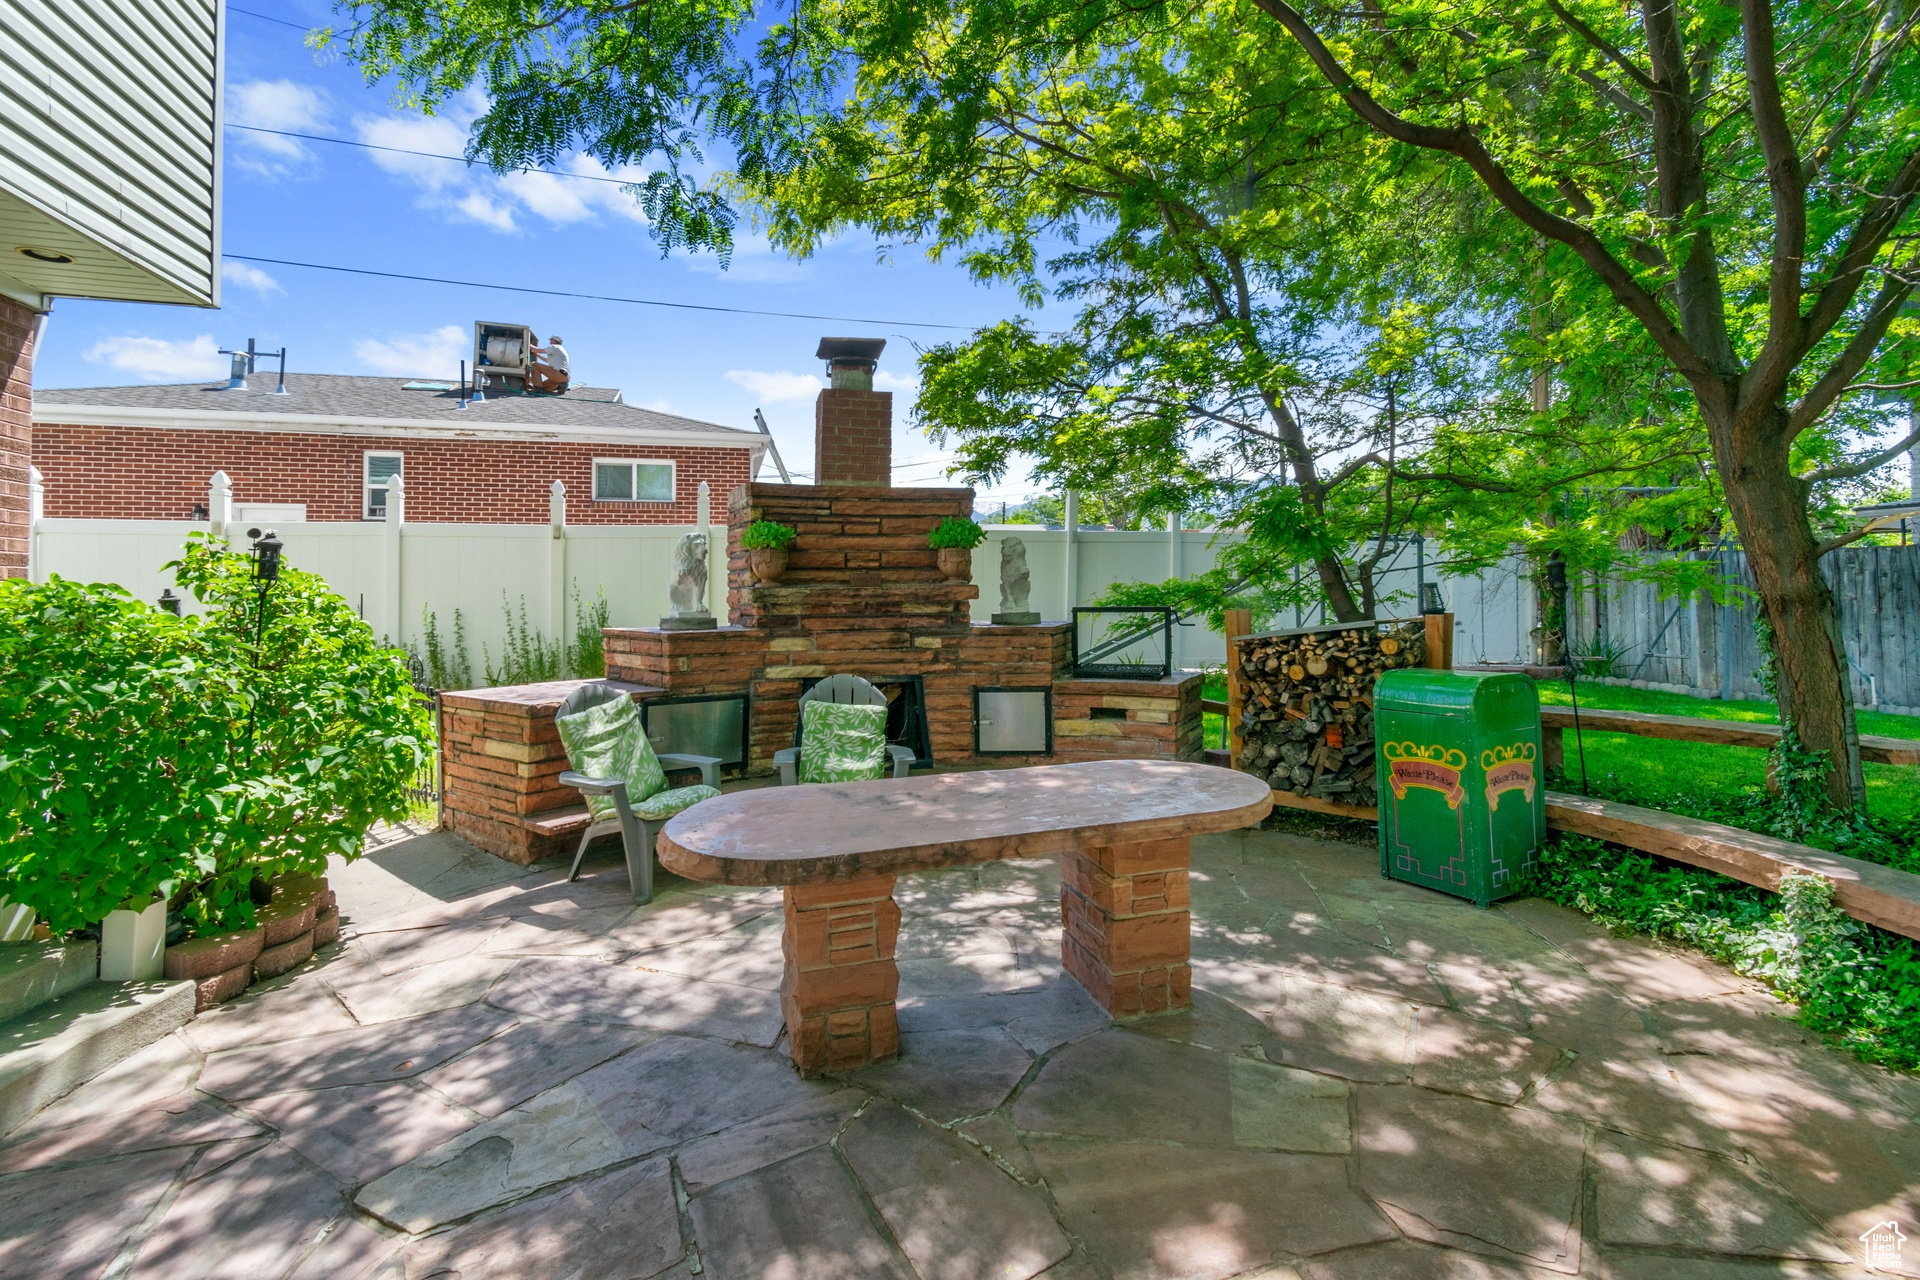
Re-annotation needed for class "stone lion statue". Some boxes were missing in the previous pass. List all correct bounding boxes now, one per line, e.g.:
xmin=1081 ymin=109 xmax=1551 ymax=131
xmin=668 ymin=532 xmax=710 ymax=617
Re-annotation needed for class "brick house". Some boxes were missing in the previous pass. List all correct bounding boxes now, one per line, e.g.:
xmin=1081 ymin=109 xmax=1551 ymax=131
xmin=32 ymin=373 xmax=766 ymax=525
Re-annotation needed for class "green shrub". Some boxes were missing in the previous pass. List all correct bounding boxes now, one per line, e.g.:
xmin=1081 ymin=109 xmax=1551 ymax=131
xmin=416 ymin=604 xmax=472 ymax=691
xmin=571 ymin=580 xmax=611 ymax=679
xmin=0 ymin=577 xmax=250 ymax=933
xmin=741 ymin=520 xmax=797 ymax=550
xmin=171 ymin=534 xmax=434 ymax=932
xmin=928 ymin=516 xmax=986 ymax=550
xmin=482 ymin=592 xmax=562 ymax=685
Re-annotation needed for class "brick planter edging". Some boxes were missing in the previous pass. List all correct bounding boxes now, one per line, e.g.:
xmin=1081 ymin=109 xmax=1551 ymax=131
xmin=162 ymin=872 xmax=339 ymax=1012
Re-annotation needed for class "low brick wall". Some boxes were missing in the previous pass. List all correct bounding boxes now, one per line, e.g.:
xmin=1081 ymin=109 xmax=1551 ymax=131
xmin=162 ymin=873 xmax=337 ymax=1012
xmin=1053 ymin=675 xmax=1205 ymax=764
xmin=439 ymin=679 xmax=661 ymax=864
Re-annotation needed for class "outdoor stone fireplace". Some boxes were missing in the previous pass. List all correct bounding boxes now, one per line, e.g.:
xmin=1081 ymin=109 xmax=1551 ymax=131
xmin=440 ymin=339 xmax=1203 ymax=864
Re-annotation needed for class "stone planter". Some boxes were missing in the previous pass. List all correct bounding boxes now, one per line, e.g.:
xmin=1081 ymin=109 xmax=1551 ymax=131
xmin=165 ymin=926 xmax=266 ymax=1012
xmin=100 ymin=899 xmax=167 ymax=980
xmin=936 ymin=546 xmax=973 ymax=583
xmin=749 ymin=545 xmax=790 ymax=584
xmin=159 ymin=871 xmax=335 ymax=1012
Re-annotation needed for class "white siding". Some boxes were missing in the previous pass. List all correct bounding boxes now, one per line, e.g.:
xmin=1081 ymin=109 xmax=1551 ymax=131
xmin=0 ymin=0 xmax=219 ymax=306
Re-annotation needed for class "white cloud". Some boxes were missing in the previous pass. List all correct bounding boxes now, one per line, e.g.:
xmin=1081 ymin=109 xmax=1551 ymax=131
xmin=686 ymin=228 xmax=809 ymax=283
xmin=354 ymin=325 xmax=469 ymax=378
xmin=352 ymin=100 xmax=653 ymax=234
xmin=874 ymin=370 xmax=920 ymax=394
xmin=634 ymin=397 xmax=674 ymax=413
xmin=221 ymin=261 xmax=282 ymax=295
xmin=84 ymin=334 xmax=227 ymax=381
xmin=227 ymin=80 xmax=328 ymax=175
xmin=725 ymin=369 xmax=823 ymax=403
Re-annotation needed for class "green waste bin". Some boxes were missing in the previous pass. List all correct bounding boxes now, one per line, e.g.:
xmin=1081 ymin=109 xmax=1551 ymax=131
xmin=1375 ymin=669 xmax=1544 ymax=907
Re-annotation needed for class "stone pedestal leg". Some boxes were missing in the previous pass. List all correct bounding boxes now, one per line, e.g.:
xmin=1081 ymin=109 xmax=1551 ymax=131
xmin=1059 ymin=836 xmax=1192 ymax=1017
xmin=780 ymin=876 xmax=901 ymax=1075
xmin=1542 ymin=725 xmax=1564 ymax=772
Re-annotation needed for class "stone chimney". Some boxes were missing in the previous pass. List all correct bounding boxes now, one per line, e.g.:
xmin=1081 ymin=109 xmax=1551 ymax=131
xmin=813 ymin=337 xmax=890 ymax=486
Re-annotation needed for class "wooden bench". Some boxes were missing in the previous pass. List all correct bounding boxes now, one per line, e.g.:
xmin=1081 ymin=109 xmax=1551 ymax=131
xmin=1263 ymin=785 xmax=1920 ymax=943
xmin=659 ymin=760 xmax=1273 ymax=1075
xmin=1540 ymin=706 xmax=1920 ymax=767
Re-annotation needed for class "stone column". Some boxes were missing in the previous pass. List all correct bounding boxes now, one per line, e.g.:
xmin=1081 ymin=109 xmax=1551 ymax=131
xmin=780 ymin=876 xmax=901 ymax=1075
xmin=1059 ymin=835 xmax=1192 ymax=1017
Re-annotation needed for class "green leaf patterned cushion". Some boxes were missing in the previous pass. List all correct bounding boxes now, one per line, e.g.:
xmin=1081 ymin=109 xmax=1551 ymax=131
xmin=555 ymin=694 xmax=667 ymax=823
xmin=632 ymin=783 xmax=721 ymax=821
xmin=797 ymin=699 xmax=888 ymax=784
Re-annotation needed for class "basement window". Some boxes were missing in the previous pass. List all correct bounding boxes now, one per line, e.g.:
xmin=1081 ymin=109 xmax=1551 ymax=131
xmin=594 ymin=458 xmax=675 ymax=503
xmin=364 ymin=452 xmax=403 ymax=520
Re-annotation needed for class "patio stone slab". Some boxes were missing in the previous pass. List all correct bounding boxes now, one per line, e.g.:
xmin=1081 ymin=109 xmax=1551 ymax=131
xmin=958 ymin=1112 xmax=1042 ymax=1182
xmin=1029 ymin=1139 xmax=1394 ymax=1280
xmin=0 ymin=1145 xmax=196 ymax=1278
xmin=399 ymin=1157 xmax=681 ymax=1280
xmin=287 ymin=1216 xmax=397 ymax=1280
xmin=606 ymin=895 xmax=780 ymax=953
xmin=182 ymin=973 xmax=360 ymax=1053
xmin=689 ymin=1145 xmax=913 ymax=1280
xmin=894 ymin=923 xmax=1017 ymax=960
xmin=1593 ymin=1131 xmax=1851 ymax=1263
xmin=625 ymin=919 xmax=787 ymax=990
xmin=355 ymin=1078 xmax=629 ymax=1232
xmin=1523 ymin=1055 xmax=1741 ymax=1155
xmin=197 ymin=1005 xmax=516 ymax=1100
xmin=486 ymin=956 xmax=783 ymax=1045
xmin=480 ymin=907 xmax=638 ymax=958
xmin=677 ymin=1087 xmax=867 ymax=1194
xmin=1229 ymin=1056 xmax=1351 ymax=1153
xmin=0 ymin=1093 xmax=261 ymax=1172
xmin=1258 ymin=972 xmax=1419 ymax=1084
xmin=240 ymin=1080 xmax=477 ymax=1185
xmin=1355 ymin=1087 xmax=1585 ymax=1273
xmin=131 ymin=1141 xmax=349 ymax=1279
xmin=895 ymin=982 xmax=1110 ymax=1056
xmin=348 ymin=919 xmax=506 ymax=975
xmin=326 ymin=955 xmax=517 ymax=1024
xmin=840 ymin=1102 xmax=1070 ymax=1280
xmin=418 ymin=1019 xmax=652 ymax=1117
xmin=897 ymin=952 xmax=1048 ymax=997
xmin=1432 ymin=961 xmax=1531 ymax=1030
xmin=1300 ymin=1240 xmax=1564 ymax=1279
xmin=850 ymin=1027 xmax=1034 ymax=1122
xmin=1013 ymin=1029 xmax=1232 ymax=1147
xmin=1412 ymin=1008 xmax=1564 ymax=1104
xmin=1129 ymin=986 xmax=1272 ymax=1056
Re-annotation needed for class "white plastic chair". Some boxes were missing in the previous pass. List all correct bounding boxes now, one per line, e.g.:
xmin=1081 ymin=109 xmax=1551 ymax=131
xmin=774 ymin=673 xmax=916 ymax=785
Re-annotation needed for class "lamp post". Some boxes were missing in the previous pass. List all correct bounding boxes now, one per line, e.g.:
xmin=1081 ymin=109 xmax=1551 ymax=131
xmin=248 ymin=527 xmax=283 ymax=646
xmin=157 ymin=588 xmax=182 ymax=616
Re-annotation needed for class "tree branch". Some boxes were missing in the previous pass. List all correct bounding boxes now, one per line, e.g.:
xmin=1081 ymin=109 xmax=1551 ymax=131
xmin=1801 ymin=420 xmax=1920 ymax=485
xmin=1788 ymin=266 xmax=1919 ymax=435
xmin=1545 ymin=0 xmax=1656 ymax=92
xmin=1789 ymin=145 xmax=1920 ymax=360
xmin=1251 ymin=0 xmax=1718 ymax=392
xmin=1801 ymin=8 xmax=1918 ymax=184
xmin=1741 ymin=0 xmax=1810 ymax=404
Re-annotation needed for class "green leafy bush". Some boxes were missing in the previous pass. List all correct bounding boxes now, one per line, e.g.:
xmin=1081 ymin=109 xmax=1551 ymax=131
xmin=482 ymin=592 xmax=562 ymax=685
xmin=171 ymin=534 xmax=434 ymax=932
xmin=927 ymin=516 xmax=986 ymax=550
xmin=415 ymin=604 xmax=472 ymax=690
xmin=0 ymin=577 xmax=250 ymax=933
xmin=571 ymin=580 xmax=611 ymax=679
xmin=741 ymin=520 xmax=797 ymax=550
xmin=1522 ymin=834 xmax=1920 ymax=1071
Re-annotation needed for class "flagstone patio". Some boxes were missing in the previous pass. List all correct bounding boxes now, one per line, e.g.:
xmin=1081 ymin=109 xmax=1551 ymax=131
xmin=0 ymin=818 xmax=1909 ymax=1279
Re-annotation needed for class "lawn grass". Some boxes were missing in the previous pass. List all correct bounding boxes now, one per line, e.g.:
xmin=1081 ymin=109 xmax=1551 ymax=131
xmin=1537 ymin=682 xmax=1920 ymax=836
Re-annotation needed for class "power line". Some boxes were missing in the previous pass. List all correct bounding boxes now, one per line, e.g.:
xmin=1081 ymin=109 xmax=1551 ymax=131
xmin=231 ymin=6 xmax=313 ymax=30
xmin=224 ymin=253 xmax=984 ymax=331
xmin=226 ymin=123 xmax=643 ymax=188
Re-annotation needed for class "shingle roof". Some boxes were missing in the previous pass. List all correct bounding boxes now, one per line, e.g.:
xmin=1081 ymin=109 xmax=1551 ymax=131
xmin=34 ymin=372 xmax=753 ymax=438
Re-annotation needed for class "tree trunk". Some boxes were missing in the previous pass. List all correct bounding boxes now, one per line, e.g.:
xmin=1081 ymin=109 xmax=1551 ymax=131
xmin=1717 ymin=413 xmax=1865 ymax=808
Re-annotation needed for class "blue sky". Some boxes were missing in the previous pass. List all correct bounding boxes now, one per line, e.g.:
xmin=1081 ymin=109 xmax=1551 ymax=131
xmin=34 ymin=2 xmax=1047 ymax=500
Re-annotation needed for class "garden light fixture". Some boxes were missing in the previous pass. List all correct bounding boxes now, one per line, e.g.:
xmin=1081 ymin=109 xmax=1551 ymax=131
xmin=248 ymin=528 xmax=283 ymax=584
xmin=157 ymin=588 xmax=182 ymax=615
xmin=1419 ymin=582 xmax=1447 ymax=615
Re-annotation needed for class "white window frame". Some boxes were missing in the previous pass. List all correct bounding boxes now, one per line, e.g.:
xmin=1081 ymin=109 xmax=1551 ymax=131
xmin=592 ymin=457 xmax=677 ymax=503
xmin=364 ymin=451 xmax=403 ymax=520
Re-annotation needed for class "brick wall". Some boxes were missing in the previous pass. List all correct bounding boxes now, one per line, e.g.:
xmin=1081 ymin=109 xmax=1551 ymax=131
xmin=30 ymin=424 xmax=752 ymax=524
xmin=814 ymin=388 xmax=891 ymax=486
xmin=0 ymin=298 xmax=36 ymax=577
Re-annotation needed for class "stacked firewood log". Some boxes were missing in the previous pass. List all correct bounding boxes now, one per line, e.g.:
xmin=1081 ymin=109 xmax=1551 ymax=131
xmin=1232 ymin=621 xmax=1427 ymax=806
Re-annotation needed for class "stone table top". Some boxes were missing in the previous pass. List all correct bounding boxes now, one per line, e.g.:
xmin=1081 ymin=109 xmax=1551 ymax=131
xmin=657 ymin=760 xmax=1274 ymax=886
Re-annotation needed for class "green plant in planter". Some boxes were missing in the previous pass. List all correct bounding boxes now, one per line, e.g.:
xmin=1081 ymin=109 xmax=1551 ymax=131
xmin=0 ymin=577 xmax=250 ymax=934
xmin=171 ymin=533 xmax=434 ymax=933
xmin=927 ymin=516 xmax=986 ymax=550
xmin=742 ymin=520 xmax=798 ymax=550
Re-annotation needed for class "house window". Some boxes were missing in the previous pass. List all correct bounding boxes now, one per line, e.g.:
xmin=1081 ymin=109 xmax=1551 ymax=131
xmin=365 ymin=452 xmax=403 ymax=520
xmin=593 ymin=458 xmax=675 ymax=503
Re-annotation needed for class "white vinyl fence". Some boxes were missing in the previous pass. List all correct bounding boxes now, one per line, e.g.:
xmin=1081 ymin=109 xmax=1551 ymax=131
xmin=28 ymin=469 xmax=1544 ymax=679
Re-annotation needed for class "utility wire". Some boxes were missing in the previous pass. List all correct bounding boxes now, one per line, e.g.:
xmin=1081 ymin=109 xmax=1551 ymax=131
xmin=224 ymin=253 xmax=984 ymax=331
xmin=231 ymin=6 xmax=314 ymax=30
xmin=226 ymin=123 xmax=645 ymax=188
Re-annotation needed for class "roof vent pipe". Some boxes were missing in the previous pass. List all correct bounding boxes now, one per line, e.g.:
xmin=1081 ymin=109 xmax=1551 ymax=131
xmin=226 ymin=350 xmax=247 ymax=391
